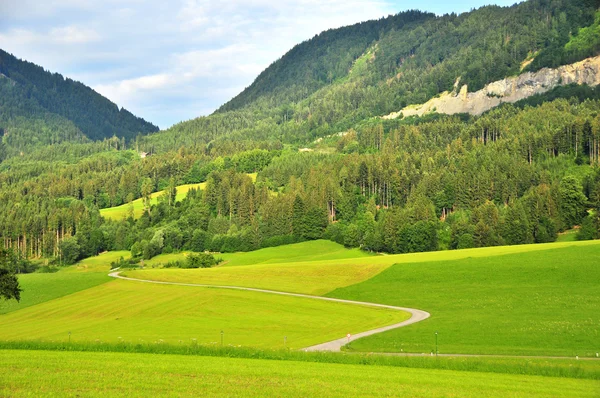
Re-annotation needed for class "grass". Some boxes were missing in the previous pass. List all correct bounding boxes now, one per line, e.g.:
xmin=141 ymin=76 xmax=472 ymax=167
xmin=329 ymin=244 xmax=600 ymax=357
xmin=0 ymin=278 xmax=408 ymax=349
xmin=0 ymin=251 xmax=132 ymax=314
xmin=219 ymin=240 xmax=373 ymax=267
xmin=99 ymin=183 xmax=206 ymax=220
xmin=100 ymin=173 xmax=257 ymax=220
xmin=2 ymin=350 xmax=598 ymax=397
xmin=0 ymin=273 xmax=110 ymax=315
xmin=124 ymin=258 xmax=390 ymax=296
xmin=141 ymin=240 xmax=372 ymax=269
xmin=1 ymin=341 xmax=598 ymax=379
xmin=556 ymin=228 xmax=578 ymax=242
xmin=65 ymin=250 xmax=131 ymax=273
xmin=126 ymin=240 xmax=600 ymax=296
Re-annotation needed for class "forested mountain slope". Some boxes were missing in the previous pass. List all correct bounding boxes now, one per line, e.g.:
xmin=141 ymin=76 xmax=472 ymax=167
xmin=156 ymin=0 xmax=600 ymax=148
xmin=0 ymin=0 xmax=599 ymax=267
xmin=0 ymin=49 xmax=158 ymax=157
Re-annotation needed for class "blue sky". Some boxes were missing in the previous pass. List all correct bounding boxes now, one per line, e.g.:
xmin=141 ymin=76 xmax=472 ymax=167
xmin=0 ymin=0 xmax=520 ymax=129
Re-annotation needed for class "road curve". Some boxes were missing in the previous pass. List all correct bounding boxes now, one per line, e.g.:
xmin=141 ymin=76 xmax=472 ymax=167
xmin=108 ymin=271 xmax=430 ymax=351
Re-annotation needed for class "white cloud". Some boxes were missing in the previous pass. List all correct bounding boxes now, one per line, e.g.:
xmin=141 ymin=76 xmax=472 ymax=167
xmin=49 ymin=25 xmax=101 ymax=44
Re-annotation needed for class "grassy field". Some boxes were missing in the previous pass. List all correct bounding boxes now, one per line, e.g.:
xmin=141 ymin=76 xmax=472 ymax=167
xmin=125 ymin=259 xmax=390 ymax=296
xmin=66 ymin=250 xmax=131 ymax=272
xmin=0 ymin=271 xmax=110 ymax=315
xmin=100 ymin=183 xmax=206 ymax=220
xmin=100 ymin=173 xmax=257 ymax=220
xmin=0 ymin=278 xmax=408 ymax=349
xmin=0 ymin=251 xmax=128 ymax=315
xmin=2 ymin=350 xmax=598 ymax=397
xmin=126 ymin=240 xmax=600 ymax=296
xmin=219 ymin=240 xmax=373 ymax=266
xmin=141 ymin=240 xmax=371 ymax=268
xmin=330 ymin=244 xmax=600 ymax=357
xmin=556 ymin=228 xmax=578 ymax=242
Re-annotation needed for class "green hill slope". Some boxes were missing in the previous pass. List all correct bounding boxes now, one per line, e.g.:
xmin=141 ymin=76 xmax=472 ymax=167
xmin=328 ymin=243 xmax=600 ymax=357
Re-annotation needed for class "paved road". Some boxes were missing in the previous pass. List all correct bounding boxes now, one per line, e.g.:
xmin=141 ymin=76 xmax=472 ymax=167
xmin=108 ymin=271 xmax=430 ymax=351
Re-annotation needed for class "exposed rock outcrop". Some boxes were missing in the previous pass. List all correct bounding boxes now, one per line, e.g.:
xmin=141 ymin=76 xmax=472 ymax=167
xmin=384 ymin=55 xmax=600 ymax=119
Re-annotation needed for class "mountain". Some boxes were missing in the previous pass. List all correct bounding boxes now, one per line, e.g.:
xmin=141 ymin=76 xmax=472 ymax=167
xmin=0 ymin=49 xmax=158 ymax=155
xmin=151 ymin=0 xmax=599 ymax=148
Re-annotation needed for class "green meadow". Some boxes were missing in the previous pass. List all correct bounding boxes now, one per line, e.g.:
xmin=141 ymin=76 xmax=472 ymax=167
xmin=1 ymin=239 xmax=599 ymax=397
xmin=99 ymin=183 xmax=206 ymax=220
xmin=2 ymin=350 xmax=598 ymax=398
xmin=126 ymin=240 xmax=600 ymax=296
xmin=0 ymin=251 xmax=130 ymax=314
xmin=330 ymin=244 xmax=600 ymax=357
xmin=99 ymin=173 xmax=257 ymax=220
xmin=218 ymin=240 xmax=373 ymax=267
xmin=0 ymin=278 xmax=408 ymax=349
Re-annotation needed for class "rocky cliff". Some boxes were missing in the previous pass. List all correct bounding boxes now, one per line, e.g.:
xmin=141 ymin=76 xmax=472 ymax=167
xmin=384 ymin=55 xmax=600 ymax=119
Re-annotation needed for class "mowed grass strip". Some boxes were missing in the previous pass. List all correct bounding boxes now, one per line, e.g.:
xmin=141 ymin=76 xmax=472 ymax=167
xmin=99 ymin=183 xmax=206 ymax=220
xmin=0 ymin=279 xmax=409 ymax=349
xmin=330 ymin=244 xmax=600 ymax=357
xmin=126 ymin=240 xmax=600 ymax=296
xmin=2 ymin=350 xmax=598 ymax=398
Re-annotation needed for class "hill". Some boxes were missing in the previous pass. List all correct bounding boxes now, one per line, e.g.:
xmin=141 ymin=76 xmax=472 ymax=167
xmin=0 ymin=49 xmax=158 ymax=156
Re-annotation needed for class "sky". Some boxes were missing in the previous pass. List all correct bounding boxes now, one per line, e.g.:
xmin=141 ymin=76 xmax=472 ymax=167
xmin=0 ymin=0 xmax=520 ymax=129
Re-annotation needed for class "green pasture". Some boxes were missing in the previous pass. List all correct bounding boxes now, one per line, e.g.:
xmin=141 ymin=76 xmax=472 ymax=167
xmin=2 ymin=350 xmax=598 ymax=397
xmin=124 ymin=258 xmax=390 ymax=296
xmin=99 ymin=183 xmax=206 ymax=220
xmin=0 ymin=271 xmax=110 ymax=315
xmin=219 ymin=240 xmax=373 ymax=266
xmin=330 ymin=244 xmax=600 ymax=357
xmin=99 ymin=173 xmax=257 ymax=220
xmin=139 ymin=240 xmax=371 ymax=268
xmin=127 ymin=240 xmax=600 ymax=296
xmin=0 ymin=278 xmax=408 ymax=349
xmin=556 ymin=228 xmax=579 ymax=242
xmin=66 ymin=250 xmax=131 ymax=273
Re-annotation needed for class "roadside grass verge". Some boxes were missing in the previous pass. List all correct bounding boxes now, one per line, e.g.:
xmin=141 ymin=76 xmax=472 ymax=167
xmin=329 ymin=244 xmax=600 ymax=357
xmin=1 ymin=349 xmax=598 ymax=397
xmin=0 ymin=342 xmax=597 ymax=380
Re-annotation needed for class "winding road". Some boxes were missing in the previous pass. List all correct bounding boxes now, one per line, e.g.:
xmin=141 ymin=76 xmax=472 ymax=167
xmin=108 ymin=271 xmax=430 ymax=351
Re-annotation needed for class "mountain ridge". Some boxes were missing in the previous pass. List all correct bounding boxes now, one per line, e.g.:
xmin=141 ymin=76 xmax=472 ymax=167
xmin=0 ymin=49 xmax=158 ymax=154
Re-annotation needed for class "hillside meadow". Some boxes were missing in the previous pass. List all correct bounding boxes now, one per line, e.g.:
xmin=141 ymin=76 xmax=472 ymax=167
xmin=99 ymin=183 xmax=206 ymax=220
xmin=330 ymin=244 xmax=600 ymax=357
xmin=125 ymin=240 xmax=600 ymax=296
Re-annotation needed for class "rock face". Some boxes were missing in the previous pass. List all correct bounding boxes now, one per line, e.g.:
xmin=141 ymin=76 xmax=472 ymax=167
xmin=384 ymin=55 xmax=600 ymax=119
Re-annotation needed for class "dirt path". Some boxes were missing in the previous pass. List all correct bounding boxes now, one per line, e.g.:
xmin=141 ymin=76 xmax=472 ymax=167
xmin=108 ymin=271 xmax=430 ymax=351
